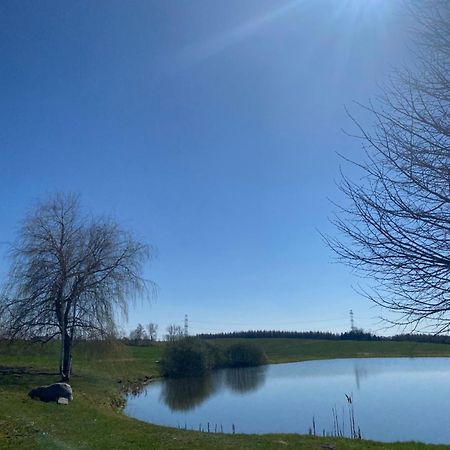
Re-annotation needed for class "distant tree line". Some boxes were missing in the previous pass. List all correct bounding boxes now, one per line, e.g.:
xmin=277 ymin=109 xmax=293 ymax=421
xmin=390 ymin=334 xmax=450 ymax=345
xmin=197 ymin=330 xmax=450 ymax=344
xmin=124 ymin=322 xmax=186 ymax=345
xmin=121 ymin=322 xmax=159 ymax=345
xmin=197 ymin=330 xmax=380 ymax=341
xmin=4 ymin=329 xmax=450 ymax=349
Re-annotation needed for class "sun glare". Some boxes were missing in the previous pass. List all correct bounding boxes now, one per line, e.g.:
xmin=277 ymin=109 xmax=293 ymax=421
xmin=181 ymin=0 xmax=393 ymax=66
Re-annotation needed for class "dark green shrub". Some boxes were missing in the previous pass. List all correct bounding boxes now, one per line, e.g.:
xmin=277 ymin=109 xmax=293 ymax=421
xmin=160 ymin=339 xmax=267 ymax=378
xmin=160 ymin=338 xmax=212 ymax=377
xmin=226 ymin=342 xmax=267 ymax=367
xmin=204 ymin=341 xmax=227 ymax=368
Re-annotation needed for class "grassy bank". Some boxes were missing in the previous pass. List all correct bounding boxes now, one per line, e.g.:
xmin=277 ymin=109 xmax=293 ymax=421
xmin=1 ymin=338 xmax=450 ymax=449
xmin=208 ymin=338 xmax=450 ymax=364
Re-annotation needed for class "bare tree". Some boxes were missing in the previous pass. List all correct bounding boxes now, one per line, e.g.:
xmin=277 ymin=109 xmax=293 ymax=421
xmin=0 ymin=194 xmax=152 ymax=380
xmin=129 ymin=323 xmax=148 ymax=342
xmin=165 ymin=324 xmax=184 ymax=342
xmin=147 ymin=322 xmax=158 ymax=341
xmin=328 ymin=2 xmax=450 ymax=333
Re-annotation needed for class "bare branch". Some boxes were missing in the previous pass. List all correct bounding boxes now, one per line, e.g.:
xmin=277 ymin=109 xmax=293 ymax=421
xmin=0 ymin=193 xmax=154 ymax=379
xmin=327 ymin=2 xmax=450 ymax=333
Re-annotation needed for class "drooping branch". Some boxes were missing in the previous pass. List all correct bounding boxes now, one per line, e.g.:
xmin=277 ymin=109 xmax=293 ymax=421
xmin=0 ymin=193 xmax=154 ymax=378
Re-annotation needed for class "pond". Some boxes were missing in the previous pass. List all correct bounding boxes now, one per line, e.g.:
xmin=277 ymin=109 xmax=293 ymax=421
xmin=124 ymin=357 xmax=450 ymax=444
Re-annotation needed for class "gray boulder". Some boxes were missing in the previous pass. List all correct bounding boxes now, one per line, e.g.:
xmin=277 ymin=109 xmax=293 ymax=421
xmin=28 ymin=382 xmax=73 ymax=403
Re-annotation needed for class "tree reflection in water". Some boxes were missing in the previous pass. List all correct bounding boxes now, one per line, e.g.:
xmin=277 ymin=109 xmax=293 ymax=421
xmin=160 ymin=373 xmax=222 ymax=411
xmin=160 ymin=366 xmax=267 ymax=411
xmin=224 ymin=366 xmax=267 ymax=394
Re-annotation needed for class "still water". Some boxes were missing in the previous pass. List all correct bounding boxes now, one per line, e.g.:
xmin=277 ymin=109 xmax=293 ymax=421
xmin=124 ymin=358 xmax=450 ymax=444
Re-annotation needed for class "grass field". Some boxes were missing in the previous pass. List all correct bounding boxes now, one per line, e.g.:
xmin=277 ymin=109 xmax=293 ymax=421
xmin=1 ymin=338 xmax=450 ymax=449
xmin=207 ymin=338 xmax=450 ymax=363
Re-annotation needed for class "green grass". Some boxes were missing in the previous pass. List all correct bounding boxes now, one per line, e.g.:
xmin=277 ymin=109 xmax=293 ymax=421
xmin=208 ymin=338 xmax=450 ymax=364
xmin=1 ymin=338 xmax=450 ymax=449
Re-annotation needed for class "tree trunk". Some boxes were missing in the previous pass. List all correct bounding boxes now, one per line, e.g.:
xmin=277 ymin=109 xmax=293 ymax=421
xmin=59 ymin=332 xmax=73 ymax=381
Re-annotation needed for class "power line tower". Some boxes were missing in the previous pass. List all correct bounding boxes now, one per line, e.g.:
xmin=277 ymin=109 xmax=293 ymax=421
xmin=349 ymin=309 xmax=355 ymax=332
xmin=184 ymin=314 xmax=189 ymax=337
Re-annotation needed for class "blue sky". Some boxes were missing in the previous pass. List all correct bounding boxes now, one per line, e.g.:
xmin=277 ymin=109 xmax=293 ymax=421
xmin=0 ymin=0 xmax=412 ymax=337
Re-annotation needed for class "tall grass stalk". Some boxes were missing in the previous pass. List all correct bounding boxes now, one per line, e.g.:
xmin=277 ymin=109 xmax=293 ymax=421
xmin=309 ymin=394 xmax=362 ymax=440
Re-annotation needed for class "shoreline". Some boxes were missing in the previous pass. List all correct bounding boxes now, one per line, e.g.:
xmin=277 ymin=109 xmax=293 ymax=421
xmin=3 ymin=339 xmax=450 ymax=449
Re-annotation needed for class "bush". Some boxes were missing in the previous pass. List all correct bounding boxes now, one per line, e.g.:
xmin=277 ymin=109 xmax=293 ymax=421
xmin=226 ymin=342 xmax=267 ymax=368
xmin=160 ymin=339 xmax=267 ymax=377
xmin=203 ymin=341 xmax=227 ymax=368
xmin=160 ymin=338 xmax=213 ymax=377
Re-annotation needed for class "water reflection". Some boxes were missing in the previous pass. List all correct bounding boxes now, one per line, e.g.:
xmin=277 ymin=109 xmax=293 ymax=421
xmin=150 ymin=361 xmax=372 ymax=411
xmin=225 ymin=366 xmax=267 ymax=394
xmin=353 ymin=363 xmax=368 ymax=390
xmin=159 ymin=366 xmax=267 ymax=411
xmin=124 ymin=358 xmax=450 ymax=444
xmin=160 ymin=373 xmax=221 ymax=411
